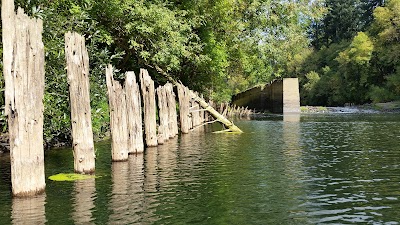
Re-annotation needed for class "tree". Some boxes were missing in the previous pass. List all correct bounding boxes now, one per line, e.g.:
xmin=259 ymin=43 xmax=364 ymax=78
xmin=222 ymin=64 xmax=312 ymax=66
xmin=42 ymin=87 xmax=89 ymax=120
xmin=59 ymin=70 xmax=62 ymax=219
xmin=336 ymin=32 xmax=374 ymax=104
xmin=312 ymin=0 xmax=384 ymax=48
xmin=369 ymin=0 xmax=400 ymax=101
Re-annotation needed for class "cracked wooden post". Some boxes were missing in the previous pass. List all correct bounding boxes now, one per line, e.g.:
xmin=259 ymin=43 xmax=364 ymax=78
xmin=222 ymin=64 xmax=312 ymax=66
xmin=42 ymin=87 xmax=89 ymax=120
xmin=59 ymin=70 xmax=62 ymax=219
xmin=125 ymin=72 xmax=144 ymax=154
xmin=165 ymin=83 xmax=179 ymax=137
xmin=2 ymin=2 xmax=46 ymax=196
xmin=65 ymin=32 xmax=96 ymax=173
xmin=177 ymin=84 xmax=190 ymax=134
xmin=192 ymin=94 xmax=243 ymax=133
xmin=139 ymin=69 xmax=158 ymax=147
xmin=190 ymin=91 xmax=201 ymax=128
xmin=200 ymin=94 xmax=205 ymax=124
xmin=156 ymin=85 xmax=169 ymax=144
xmin=106 ymin=65 xmax=129 ymax=161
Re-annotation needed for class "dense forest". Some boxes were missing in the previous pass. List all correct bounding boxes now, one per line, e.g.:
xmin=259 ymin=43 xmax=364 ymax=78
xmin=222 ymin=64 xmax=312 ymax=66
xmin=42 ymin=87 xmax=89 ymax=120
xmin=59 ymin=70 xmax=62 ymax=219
xmin=298 ymin=0 xmax=400 ymax=106
xmin=0 ymin=0 xmax=399 ymax=145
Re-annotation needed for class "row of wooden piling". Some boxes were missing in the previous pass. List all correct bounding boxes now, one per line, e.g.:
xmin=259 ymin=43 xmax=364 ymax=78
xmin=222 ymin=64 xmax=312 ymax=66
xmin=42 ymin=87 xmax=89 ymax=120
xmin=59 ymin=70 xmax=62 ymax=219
xmin=2 ymin=1 xmax=245 ymax=197
xmin=212 ymin=102 xmax=253 ymax=118
xmin=105 ymin=66 xmax=208 ymax=162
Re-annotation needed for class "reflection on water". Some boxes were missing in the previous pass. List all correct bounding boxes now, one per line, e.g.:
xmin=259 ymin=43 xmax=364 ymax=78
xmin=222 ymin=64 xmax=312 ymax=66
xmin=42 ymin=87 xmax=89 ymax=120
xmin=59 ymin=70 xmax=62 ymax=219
xmin=11 ymin=194 xmax=46 ymax=224
xmin=127 ymin=153 xmax=145 ymax=223
xmin=109 ymin=161 xmax=129 ymax=224
xmin=72 ymin=179 xmax=95 ymax=224
xmin=1 ymin=113 xmax=400 ymax=224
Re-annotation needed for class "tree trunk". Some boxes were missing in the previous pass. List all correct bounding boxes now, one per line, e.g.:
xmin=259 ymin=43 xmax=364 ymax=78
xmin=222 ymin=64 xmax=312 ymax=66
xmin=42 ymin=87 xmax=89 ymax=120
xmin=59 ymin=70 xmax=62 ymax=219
xmin=3 ymin=4 xmax=46 ymax=196
xmin=139 ymin=69 xmax=158 ymax=147
xmin=65 ymin=32 xmax=95 ymax=173
xmin=125 ymin=72 xmax=144 ymax=154
xmin=177 ymin=84 xmax=190 ymax=134
xmin=106 ymin=65 xmax=129 ymax=161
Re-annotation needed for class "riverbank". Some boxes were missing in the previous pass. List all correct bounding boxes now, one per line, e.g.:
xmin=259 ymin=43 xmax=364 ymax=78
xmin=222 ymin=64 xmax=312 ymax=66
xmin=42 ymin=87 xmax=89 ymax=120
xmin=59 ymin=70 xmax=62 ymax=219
xmin=301 ymin=101 xmax=400 ymax=114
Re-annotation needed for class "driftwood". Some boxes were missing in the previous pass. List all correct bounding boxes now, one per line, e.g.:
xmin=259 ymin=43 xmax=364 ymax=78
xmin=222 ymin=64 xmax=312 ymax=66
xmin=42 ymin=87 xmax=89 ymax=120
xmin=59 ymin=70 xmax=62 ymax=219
xmin=139 ymin=69 xmax=158 ymax=147
xmin=125 ymin=72 xmax=144 ymax=154
xmin=106 ymin=65 xmax=129 ymax=161
xmin=2 ymin=3 xmax=46 ymax=196
xmin=65 ymin=32 xmax=95 ymax=173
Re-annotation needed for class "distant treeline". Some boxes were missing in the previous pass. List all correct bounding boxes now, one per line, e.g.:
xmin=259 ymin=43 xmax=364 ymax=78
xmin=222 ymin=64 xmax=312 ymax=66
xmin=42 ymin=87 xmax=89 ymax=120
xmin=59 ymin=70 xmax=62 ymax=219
xmin=292 ymin=0 xmax=400 ymax=106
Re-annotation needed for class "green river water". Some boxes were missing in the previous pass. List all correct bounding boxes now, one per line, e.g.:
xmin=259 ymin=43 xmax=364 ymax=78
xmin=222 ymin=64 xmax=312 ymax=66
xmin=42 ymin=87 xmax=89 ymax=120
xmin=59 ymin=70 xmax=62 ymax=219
xmin=0 ymin=113 xmax=400 ymax=224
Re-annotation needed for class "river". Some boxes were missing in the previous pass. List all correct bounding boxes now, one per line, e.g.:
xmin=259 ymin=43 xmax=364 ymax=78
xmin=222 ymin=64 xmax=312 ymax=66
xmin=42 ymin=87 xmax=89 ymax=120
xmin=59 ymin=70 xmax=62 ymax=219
xmin=0 ymin=113 xmax=400 ymax=224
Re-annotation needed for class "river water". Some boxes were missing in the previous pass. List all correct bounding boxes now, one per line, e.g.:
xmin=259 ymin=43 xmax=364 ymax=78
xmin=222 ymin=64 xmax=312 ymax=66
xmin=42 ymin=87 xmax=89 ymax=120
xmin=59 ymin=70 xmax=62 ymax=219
xmin=0 ymin=113 xmax=400 ymax=224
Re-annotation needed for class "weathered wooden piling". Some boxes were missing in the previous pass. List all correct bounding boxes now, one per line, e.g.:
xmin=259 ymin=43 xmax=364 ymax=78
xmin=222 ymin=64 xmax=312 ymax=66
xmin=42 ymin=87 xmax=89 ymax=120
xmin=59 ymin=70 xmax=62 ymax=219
xmin=177 ymin=84 xmax=191 ymax=134
xmin=65 ymin=32 xmax=96 ymax=173
xmin=125 ymin=72 xmax=144 ymax=154
xmin=156 ymin=86 xmax=169 ymax=144
xmin=165 ymin=83 xmax=179 ymax=137
xmin=2 ymin=1 xmax=46 ymax=196
xmin=190 ymin=91 xmax=202 ymax=128
xmin=106 ymin=65 xmax=129 ymax=161
xmin=139 ymin=69 xmax=158 ymax=147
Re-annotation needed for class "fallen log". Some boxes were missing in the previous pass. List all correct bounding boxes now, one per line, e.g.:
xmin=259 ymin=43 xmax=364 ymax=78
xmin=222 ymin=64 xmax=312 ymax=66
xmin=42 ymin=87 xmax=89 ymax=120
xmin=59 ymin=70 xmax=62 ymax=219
xmin=150 ymin=68 xmax=244 ymax=133
xmin=191 ymin=94 xmax=243 ymax=133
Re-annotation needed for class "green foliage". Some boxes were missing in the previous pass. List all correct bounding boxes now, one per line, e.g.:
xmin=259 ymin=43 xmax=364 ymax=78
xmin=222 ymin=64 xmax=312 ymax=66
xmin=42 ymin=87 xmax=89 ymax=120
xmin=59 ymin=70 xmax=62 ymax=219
xmin=0 ymin=0 xmax=325 ymax=144
xmin=298 ymin=0 xmax=400 ymax=106
xmin=312 ymin=0 xmax=384 ymax=48
xmin=337 ymin=32 xmax=374 ymax=66
xmin=369 ymin=85 xmax=395 ymax=103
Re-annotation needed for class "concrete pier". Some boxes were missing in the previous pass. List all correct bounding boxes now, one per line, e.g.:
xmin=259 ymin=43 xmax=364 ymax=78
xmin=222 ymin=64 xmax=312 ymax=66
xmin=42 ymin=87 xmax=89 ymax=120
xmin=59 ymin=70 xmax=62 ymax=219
xmin=232 ymin=78 xmax=300 ymax=113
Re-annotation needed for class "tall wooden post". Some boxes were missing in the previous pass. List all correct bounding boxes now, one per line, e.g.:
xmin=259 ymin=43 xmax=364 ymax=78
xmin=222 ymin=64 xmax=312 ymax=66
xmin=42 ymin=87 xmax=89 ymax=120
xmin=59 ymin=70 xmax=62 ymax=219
xmin=139 ymin=69 xmax=158 ymax=147
xmin=191 ymin=91 xmax=202 ymax=128
xmin=2 ymin=2 xmax=46 ymax=197
xmin=177 ymin=84 xmax=190 ymax=134
xmin=165 ymin=83 xmax=178 ymax=137
xmin=125 ymin=72 xmax=144 ymax=154
xmin=157 ymin=86 xmax=169 ymax=144
xmin=106 ymin=65 xmax=129 ymax=161
xmin=65 ymin=32 xmax=95 ymax=173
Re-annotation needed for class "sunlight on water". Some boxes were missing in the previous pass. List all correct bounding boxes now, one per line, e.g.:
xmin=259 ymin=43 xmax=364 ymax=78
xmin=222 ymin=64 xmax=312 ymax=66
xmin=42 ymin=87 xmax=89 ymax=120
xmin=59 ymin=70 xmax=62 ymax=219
xmin=0 ymin=113 xmax=400 ymax=224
